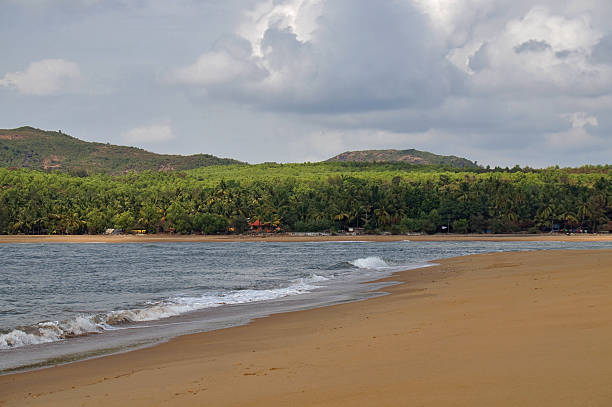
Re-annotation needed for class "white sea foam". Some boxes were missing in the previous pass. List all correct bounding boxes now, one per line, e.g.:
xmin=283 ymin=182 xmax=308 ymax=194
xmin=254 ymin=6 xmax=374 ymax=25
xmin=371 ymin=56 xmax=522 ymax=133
xmin=0 ymin=317 xmax=110 ymax=349
xmin=349 ymin=256 xmax=390 ymax=269
xmin=0 ymin=329 xmax=55 ymax=348
xmin=0 ymin=275 xmax=329 ymax=349
xmin=107 ymin=275 xmax=328 ymax=324
xmin=300 ymin=274 xmax=330 ymax=283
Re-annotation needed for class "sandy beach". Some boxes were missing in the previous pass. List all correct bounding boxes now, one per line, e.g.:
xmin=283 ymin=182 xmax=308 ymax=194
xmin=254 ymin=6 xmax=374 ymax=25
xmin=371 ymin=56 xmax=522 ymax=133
xmin=1 ymin=248 xmax=612 ymax=406
xmin=1 ymin=233 xmax=612 ymax=244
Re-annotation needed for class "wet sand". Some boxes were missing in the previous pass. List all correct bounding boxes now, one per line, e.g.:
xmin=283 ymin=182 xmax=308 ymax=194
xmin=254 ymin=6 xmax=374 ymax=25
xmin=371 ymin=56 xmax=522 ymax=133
xmin=2 ymin=249 xmax=612 ymax=406
xmin=1 ymin=233 xmax=612 ymax=244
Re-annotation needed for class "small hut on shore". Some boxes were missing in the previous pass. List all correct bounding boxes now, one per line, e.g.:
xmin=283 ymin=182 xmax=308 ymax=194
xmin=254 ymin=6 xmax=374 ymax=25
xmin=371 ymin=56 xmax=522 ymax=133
xmin=248 ymin=220 xmax=281 ymax=233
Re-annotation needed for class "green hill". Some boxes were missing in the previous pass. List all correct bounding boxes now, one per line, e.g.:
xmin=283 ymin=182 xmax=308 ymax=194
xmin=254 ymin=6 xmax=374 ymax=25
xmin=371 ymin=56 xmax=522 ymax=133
xmin=327 ymin=149 xmax=479 ymax=169
xmin=0 ymin=126 xmax=242 ymax=174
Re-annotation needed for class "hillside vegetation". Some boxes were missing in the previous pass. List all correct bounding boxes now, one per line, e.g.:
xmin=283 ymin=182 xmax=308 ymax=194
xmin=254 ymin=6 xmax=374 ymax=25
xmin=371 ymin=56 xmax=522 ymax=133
xmin=327 ymin=149 xmax=479 ymax=169
xmin=1 ymin=127 xmax=478 ymax=174
xmin=0 ymin=127 xmax=241 ymax=174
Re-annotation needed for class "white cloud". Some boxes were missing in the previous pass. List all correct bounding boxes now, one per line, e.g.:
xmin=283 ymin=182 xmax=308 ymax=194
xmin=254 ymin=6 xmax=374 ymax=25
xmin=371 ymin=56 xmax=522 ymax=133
xmin=545 ymin=112 xmax=600 ymax=150
xmin=506 ymin=7 xmax=600 ymax=50
xmin=562 ymin=112 xmax=598 ymax=128
xmin=122 ymin=123 xmax=175 ymax=144
xmin=545 ymin=127 xmax=600 ymax=151
xmin=171 ymin=0 xmax=453 ymax=112
xmin=238 ymin=0 xmax=324 ymax=56
xmin=0 ymin=59 xmax=81 ymax=95
xmin=460 ymin=7 xmax=612 ymax=96
xmin=171 ymin=36 xmax=266 ymax=86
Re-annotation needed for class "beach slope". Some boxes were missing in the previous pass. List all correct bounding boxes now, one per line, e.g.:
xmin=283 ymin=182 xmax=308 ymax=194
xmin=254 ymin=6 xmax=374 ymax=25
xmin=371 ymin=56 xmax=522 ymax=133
xmin=2 ymin=249 xmax=612 ymax=406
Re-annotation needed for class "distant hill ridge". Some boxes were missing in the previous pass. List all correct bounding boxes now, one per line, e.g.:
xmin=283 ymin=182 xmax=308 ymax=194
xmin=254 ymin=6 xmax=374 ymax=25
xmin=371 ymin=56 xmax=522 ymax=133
xmin=0 ymin=126 xmax=242 ymax=174
xmin=327 ymin=149 xmax=479 ymax=168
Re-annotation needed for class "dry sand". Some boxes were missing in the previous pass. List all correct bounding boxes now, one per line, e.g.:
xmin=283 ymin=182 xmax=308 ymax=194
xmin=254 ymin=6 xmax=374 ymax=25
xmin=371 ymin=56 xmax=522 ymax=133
xmin=2 ymin=249 xmax=612 ymax=406
xmin=1 ymin=233 xmax=612 ymax=244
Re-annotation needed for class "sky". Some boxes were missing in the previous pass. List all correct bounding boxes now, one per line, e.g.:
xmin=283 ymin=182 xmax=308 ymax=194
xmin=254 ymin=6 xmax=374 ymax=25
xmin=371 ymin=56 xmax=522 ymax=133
xmin=1 ymin=0 xmax=611 ymax=167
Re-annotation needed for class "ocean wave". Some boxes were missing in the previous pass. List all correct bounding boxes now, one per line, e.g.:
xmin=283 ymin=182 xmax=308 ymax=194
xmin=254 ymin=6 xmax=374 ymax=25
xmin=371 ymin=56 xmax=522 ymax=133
xmin=0 ymin=274 xmax=329 ymax=350
xmin=298 ymin=274 xmax=330 ymax=284
xmin=0 ymin=316 xmax=111 ymax=349
xmin=349 ymin=256 xmax=390 ymax=269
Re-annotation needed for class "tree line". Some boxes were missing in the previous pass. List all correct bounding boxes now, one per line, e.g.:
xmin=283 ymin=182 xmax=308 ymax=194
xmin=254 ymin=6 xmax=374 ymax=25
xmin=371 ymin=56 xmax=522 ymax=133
xmin=1 ymin=163 xmax=611 ymax=235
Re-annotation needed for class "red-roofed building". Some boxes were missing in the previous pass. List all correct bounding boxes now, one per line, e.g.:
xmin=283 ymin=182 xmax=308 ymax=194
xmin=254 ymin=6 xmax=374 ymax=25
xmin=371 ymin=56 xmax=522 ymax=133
xmin=249 ymin=219 xmax=281 ymax=233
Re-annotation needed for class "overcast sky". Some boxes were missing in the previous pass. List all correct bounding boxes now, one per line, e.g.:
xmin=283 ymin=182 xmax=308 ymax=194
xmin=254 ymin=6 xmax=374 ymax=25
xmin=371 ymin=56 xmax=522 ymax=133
xmin=1 ymin=0 xmax=611 ymax=167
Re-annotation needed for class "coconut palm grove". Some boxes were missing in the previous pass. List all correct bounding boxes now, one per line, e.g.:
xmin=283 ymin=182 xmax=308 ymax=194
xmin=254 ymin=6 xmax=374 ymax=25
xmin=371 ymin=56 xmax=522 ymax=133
xmin=1 ymin=161 xmax=611 ymax=235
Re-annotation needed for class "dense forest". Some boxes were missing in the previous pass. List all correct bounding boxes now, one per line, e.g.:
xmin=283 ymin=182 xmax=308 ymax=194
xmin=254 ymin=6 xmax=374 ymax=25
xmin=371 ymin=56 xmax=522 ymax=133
xmin=1 ymin=162 xmax=611 ymax=235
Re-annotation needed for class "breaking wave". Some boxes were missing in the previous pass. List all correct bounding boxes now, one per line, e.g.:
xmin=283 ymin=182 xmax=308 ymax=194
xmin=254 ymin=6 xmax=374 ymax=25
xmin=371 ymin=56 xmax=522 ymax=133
xmin=0 ymin=317 xmax=114 ymax=349
xmin=349 ymin=256 xmax=390 ymax=269
xmin=0 ymin=274 xmax=329 ymax=350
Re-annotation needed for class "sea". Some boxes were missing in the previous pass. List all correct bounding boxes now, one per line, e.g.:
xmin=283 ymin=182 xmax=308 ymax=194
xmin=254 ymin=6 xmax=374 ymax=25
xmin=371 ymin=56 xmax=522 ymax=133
xmin=1 ymin=239 xmax=611 ymax=373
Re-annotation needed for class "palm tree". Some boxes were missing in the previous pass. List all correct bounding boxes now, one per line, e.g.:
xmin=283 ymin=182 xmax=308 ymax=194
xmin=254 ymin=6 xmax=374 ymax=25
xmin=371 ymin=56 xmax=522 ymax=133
xmin=577 ymin=200 xmax=592 ymax=230
xmin=374 ymin=207 xmax=391 ymax=228
xmin=559 ymin=210 xmax=578 ymax=231
xmin=334 ymin=213 xmax=349 ymax=230
xmin=536 ymin=203 xmax=556 ymax=232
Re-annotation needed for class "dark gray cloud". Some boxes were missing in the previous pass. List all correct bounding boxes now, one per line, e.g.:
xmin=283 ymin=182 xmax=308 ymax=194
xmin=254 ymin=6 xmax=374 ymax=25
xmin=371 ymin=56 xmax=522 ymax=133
xmin=514 ymin=39 xmax=552 ymax=54
xmin=592 ymin=34 xmax=612 ymax=65
xmin=469 ymin=43 xmax=490 ymax=72
xmin=555 ymin=50 xmax=572 ymax=59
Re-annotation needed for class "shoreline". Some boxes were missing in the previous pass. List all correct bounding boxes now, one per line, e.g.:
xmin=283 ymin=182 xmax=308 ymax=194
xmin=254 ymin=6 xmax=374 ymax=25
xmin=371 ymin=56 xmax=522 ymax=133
xmin=1 ymin=233 xmax=612 ymax=244
xmin=2 ymin=249 xmax=612 ymax=406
